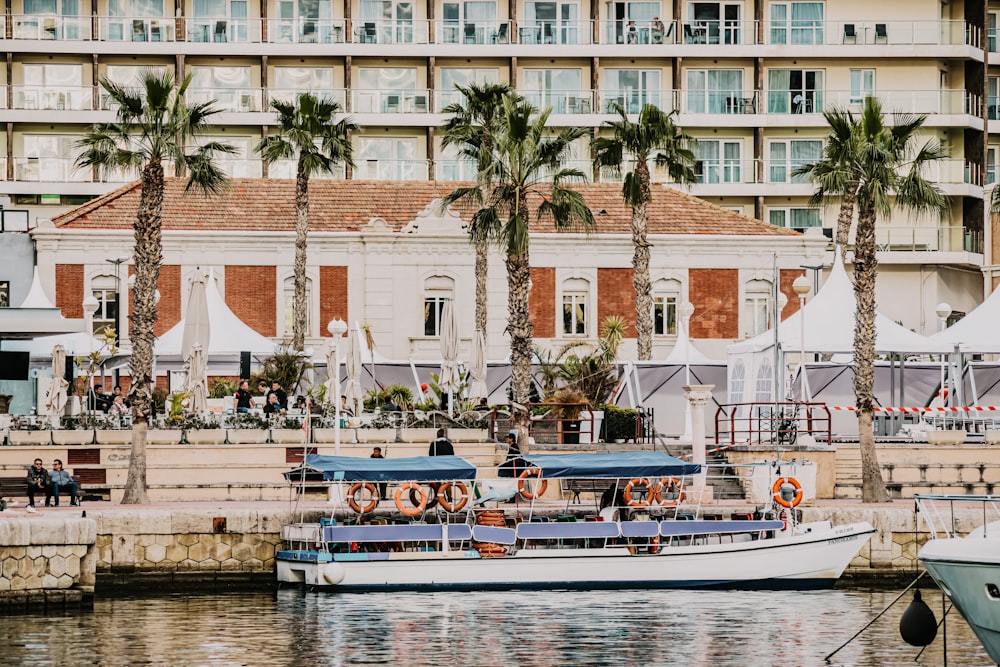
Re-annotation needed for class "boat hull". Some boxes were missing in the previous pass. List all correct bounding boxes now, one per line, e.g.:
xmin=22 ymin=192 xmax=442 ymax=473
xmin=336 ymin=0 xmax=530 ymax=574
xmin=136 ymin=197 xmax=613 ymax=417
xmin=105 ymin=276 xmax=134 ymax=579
xmin=919 ymin=538 xmax=1000 ymax=665
xmin=277 ymin=521 xmax=875 ymax=592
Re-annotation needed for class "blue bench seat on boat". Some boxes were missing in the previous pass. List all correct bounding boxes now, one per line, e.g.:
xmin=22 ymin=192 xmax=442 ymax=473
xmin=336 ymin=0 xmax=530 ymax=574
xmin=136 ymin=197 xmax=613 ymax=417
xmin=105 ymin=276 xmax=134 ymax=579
xmin=619 ymin=521 xmax=660 ymax=538
xmin=471 ymin=525 xmax=517 ymax=545
xmin=659 ymin=520 xmax=784 ymax=537
xmin=323 ymin=524 xmax=474 ymax=543
xmin=516 ymin=522 xmax=621 ymax=540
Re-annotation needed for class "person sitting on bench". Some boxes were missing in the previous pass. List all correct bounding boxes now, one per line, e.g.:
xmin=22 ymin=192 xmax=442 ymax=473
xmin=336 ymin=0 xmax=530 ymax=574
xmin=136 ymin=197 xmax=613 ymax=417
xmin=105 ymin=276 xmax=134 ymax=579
xmin=26 ymin=458 xmax=50 ymax=511
xmin=48 ymin=459 xmax=78 ymax=507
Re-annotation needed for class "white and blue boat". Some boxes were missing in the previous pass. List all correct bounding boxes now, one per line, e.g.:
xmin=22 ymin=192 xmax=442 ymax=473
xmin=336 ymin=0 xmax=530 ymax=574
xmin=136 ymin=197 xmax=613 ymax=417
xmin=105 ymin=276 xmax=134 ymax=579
xmin=277 ymin=452 xmax=875 ymax=592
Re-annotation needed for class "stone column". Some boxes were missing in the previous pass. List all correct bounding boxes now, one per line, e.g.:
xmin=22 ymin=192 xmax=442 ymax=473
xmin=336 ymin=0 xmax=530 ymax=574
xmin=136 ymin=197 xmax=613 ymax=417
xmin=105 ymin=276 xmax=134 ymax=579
xmin=683 ymin=384 xmax=715 ymax=503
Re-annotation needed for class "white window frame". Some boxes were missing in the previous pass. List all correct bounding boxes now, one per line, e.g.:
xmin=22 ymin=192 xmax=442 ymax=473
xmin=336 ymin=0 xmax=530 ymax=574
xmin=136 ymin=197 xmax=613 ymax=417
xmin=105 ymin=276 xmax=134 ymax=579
xmin=849 ymin=68 xmax=874 ymax=106
xmin=743 ymin=279 xmax=772 ymax=337
xmin=767 ymin=138 xmax=822 ymax=183
xmin=423 ymin=275 xmax=455 ymax=337
xmin=768 ymin=206 xmax=822 ymax=231
xmin=282 ymin=275 xmax=313 ymax=337
xmin=91 ymin=275 xmax=119 ymax=337
xmin=694 ymin=138 xmax=742 ymax=183
xmin=560 ymin=277 xmax=590 ymax=337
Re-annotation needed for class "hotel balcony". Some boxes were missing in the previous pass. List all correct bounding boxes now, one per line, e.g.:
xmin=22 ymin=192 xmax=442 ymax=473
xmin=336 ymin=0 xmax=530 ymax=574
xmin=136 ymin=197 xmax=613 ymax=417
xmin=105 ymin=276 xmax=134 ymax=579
xmin=0 ymin=15 xmax=979 ymax=60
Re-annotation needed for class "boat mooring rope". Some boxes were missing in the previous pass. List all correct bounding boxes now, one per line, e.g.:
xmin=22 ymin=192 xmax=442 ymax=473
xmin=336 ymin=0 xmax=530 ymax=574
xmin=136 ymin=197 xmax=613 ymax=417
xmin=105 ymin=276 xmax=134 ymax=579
xmin=823 ymin=571 xmax=926 ymax=663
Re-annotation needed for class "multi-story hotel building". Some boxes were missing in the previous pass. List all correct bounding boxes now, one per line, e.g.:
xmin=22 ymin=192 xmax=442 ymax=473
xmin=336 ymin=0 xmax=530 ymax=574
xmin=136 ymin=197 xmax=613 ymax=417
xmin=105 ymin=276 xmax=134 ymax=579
xmin=0 ymin=0 xmax=994 ymax=337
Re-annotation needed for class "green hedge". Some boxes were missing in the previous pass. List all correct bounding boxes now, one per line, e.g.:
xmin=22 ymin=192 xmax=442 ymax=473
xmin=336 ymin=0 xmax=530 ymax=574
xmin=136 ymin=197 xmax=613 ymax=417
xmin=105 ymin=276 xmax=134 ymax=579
xmin=602 ymin=404 xmax=638 ymax=442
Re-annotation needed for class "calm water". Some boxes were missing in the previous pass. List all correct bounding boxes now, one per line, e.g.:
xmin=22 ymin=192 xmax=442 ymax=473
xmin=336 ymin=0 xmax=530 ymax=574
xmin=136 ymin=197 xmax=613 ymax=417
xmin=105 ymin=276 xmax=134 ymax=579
xmin=0 ymin=588 xmax=991 ymax=667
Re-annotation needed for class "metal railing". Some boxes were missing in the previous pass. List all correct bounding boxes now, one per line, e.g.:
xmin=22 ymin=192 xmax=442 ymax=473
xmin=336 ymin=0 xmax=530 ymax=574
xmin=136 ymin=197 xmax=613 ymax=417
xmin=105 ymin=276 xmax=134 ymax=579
xmin=521 ymin=89 xmax=596 ymax=114
xmin=265 ymin=18 xmax=346 ymax=43
xmin=355 ymin=159 xmax=429 ymax=181
xmin=187 ymin=87 xmax=263 ymax=112
xmin=349 ymin=19 xmax=429 ymax=44
xmin=715 ymin=401 xmax=832 ymax=447
xmin=267 ymin=88 xmax=347 ymax=108
xmin=352 ymin=89 xmax=430 ymax=113
xmin=186 ymin=17 xmax=262 ymax=43
xmin=11 ymin=14 xmax=92 ymax=40
xmin=99 ymin=16 xmax=177 ymax=42
xmin=11 ymin=85 xmax=91 ymax=111
xmin=844 ymin=225 xmax=982 ymax=253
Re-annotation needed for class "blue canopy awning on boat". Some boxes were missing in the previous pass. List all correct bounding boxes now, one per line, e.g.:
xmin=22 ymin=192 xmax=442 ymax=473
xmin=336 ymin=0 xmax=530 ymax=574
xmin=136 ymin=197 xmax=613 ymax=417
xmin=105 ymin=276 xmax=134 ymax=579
xmin=521 ymin=452 xmax=701 ymax=479
xmin=293 ymin=454 xmax=478 ymax=482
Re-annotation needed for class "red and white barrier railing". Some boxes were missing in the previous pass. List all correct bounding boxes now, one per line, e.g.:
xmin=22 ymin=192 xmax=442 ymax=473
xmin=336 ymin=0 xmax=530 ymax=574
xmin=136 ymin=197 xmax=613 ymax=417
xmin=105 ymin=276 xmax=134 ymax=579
xmin=831 ymin=406 xmax=1000 ymax=413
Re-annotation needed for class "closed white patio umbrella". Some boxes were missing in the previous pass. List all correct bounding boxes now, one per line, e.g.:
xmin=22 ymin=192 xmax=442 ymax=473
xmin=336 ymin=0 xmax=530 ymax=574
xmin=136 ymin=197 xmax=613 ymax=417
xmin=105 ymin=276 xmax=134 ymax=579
xmin=438 ymin=300 xmax=460 ymax=416
xmin=345 ymin=328 xmax=364 ymax=416
xmin=45 ymin=344 xmax=69 ymax=416
xmin=469 ymin=328 xmax=488 ymax=401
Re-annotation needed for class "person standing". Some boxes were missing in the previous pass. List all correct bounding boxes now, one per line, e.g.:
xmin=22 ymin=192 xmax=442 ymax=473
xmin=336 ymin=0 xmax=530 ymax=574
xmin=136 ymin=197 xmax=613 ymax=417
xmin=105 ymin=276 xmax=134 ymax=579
xmin=370 ymin=447 xmax=387 ymax=500
xmin=428 ymin=428 xmax=454 ymax=456
xmin=233 ymin=380 xmax=256 ymax=413
xmin=25 ymin=458 xmax=50 ymax=511
xmin=48 ymin=459 xmax=78 ymax=507
xmin=498 ymin=431 xmax=523 ymax=478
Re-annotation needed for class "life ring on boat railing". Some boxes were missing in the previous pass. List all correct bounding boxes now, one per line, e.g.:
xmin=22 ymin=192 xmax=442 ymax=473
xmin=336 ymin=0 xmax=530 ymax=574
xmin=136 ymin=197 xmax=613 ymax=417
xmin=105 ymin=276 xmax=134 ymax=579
xmin=410 ymin=484 xmax=439 ymax=510
xmin=437 ymin=481 xmax=470 ymax=513
xmin=517 ymin=468 xmax=548 ymax=500
xmin=395 ymin=481 xmax=427 ymax=516
xmin=653 ymin=477 xmax=686 ymax=507
xmin=650 ymin=535 xmax=660 ymax=555
xmin=771 ymin=476 xmax=803 ymax=508
xmin=779 ymin=509 xmax=789 ymax=532
xmin=347 ymin=482 xmax=379 ymax=514
xmin=623 ymin=478 xmax=652 ymax=507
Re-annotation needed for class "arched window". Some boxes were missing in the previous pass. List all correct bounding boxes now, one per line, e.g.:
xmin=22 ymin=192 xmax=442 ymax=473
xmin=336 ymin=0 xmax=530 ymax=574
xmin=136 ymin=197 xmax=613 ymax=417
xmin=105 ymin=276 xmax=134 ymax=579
xmin=744 ymin=279 xmax=773 ymax=337
xmin=729 ymin=358 xmax=746 ymax=403
xmin=424 ymin=275 xmax=454 ymax=336
xmin=754 ymin=357 xmax=773 ymax=403
xmin=652 ymin=278 xmax=681 ymax=335
xmin=562 ymin=277 xmax=589 ymax=336
xmin=282 ymin=276 xmax=312 ymax=336
xmin=91 ymin=275 xmax=119 ymax=337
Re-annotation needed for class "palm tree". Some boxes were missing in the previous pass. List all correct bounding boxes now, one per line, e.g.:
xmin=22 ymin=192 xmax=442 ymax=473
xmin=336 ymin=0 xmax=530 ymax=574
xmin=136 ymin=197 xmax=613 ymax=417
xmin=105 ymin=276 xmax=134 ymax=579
xmin=76 ymin=70 xmax=233 ymax=504
xmin=799 ymin=97 xmax=948 ymax=503
xmin=440 ymin=82 xmax=518 ymax=345
xmin=258 ymin=93 xmax=356 ymax=351
xmin=592 ymin=103 xmax=697 ymax=360
xmin=444 ymin=96 xmax=594 ymax=445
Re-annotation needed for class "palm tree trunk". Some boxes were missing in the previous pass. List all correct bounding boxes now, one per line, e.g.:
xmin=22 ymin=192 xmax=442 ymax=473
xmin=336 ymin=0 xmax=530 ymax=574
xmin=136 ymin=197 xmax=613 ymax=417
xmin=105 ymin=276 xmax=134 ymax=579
xmin=506 ymin=238 xmax=532 ymax=451
xmin=633 ymin=163 xmax=653 ymax=360
xmin=475 ymin=237 xmax=488 ymax=343
xmin=853 ymin=201 xmax=890 ymax=503
xmin=122 ymin=159 xmax=164 ymax=505
xmin=292 ymin=155 xmax=309 ymax=351
xmin=834 ymin=181 xmax=858 ymax=249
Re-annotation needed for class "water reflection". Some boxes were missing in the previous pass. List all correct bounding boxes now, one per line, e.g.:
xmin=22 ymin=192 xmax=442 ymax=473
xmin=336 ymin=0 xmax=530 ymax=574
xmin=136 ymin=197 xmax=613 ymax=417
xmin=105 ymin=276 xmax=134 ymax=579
xmin=0 ymin=588 xmax=989 ymax=666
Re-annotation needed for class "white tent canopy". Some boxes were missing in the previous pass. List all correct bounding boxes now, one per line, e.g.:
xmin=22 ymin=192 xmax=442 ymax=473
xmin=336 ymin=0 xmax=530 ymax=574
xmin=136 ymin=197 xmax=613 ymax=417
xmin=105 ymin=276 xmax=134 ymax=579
xmin=728 ymin=255 xmax=947 ymax=356
xmin=155 ymin=272 xmax=276 ymax=357
xmin=930 ymin=285 xmax=1000 ymax=353
xmin=664 ymin=319 xmax=717 ymax=364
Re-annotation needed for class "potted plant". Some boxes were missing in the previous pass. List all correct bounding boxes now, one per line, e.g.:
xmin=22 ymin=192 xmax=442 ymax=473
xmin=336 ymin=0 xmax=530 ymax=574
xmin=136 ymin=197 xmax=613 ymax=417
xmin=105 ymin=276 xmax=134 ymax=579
xmin=270 ymin=415 xmax=306 ymax=444
xmin=181 ymin=414 xmax=226 ymax=444
xmin=8 ymin=416 xmax=53 ymax=445
xmin=93 ymin=412 xmax=132 ymax=444
xmin=226 ymin=411 xmax=270 ymax=444
xmin=545 ymin=386 xmax=589 ymax=445
xmin=51 ymin=416 xmax=95 ymax=445
xmin=603 ymin=404 xmax=639 ymax=443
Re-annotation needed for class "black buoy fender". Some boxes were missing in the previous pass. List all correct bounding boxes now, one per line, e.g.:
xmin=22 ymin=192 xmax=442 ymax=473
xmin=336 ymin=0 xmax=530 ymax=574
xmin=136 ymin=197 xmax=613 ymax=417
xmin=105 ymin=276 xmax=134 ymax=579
xmin=899 ymin=589 xmax=938 ymax=647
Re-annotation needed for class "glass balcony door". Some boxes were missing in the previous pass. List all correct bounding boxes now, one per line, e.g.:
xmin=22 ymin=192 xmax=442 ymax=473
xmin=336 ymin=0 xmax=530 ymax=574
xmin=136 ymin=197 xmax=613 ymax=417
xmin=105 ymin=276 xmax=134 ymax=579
xmin=438 ymin=67 xmax=499 ymax=109
xmin=190 ymin=66 xmax=257 ymax=111
xmin=523 ymin=1 xmax=579 ymax=44
xmin=768 ymin=2 xmax=823 ymax=45
xmin=357 ymin=137 xmax=420 ymax=180
xmin=21 ymin=0 xmax=86 ymax=39
xmin=276 ymin=0 xmax=332 ymax=43
xmin=359 ymin=0 xmax=414 ymax=43
xmin=604 ymin=69 xmax=660 ymax=113
xmin=685 ymin=68 xmax=742 ymax=114
xmin=767 ymin=139 xmax=821 ymax=183
xmin=191 ymin=0 xmax=249 ymax=42
xmin=767 ymin=69 xmax=824 ymax=114
xmin=20 ymin=134 xmax=83 ymax=181
xmin=442 ymin=1 xmax=497 ymax=44
xmin=522 ymin=69 xmax=582 ymax=114
xmin=694 ymin=139 xmax=741 ymax=183
xmin=605 ymin=1 xmax=660 ymax=44
xmin=107 ymin=0 xmax=166 ymax=41
xmin=686 ymin=2 xmax=740 ymax=44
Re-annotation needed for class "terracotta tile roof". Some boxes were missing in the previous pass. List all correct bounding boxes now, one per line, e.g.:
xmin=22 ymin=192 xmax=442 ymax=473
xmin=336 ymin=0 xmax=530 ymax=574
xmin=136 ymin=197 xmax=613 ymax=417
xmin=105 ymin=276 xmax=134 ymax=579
xmin=52 ymin=178 xmax=798 ymax=237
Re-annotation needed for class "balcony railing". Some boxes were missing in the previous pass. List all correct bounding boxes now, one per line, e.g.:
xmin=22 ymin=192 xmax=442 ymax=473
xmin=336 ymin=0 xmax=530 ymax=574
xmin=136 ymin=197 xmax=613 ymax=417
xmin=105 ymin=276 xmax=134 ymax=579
xmin=13 ymin=156 xmax=92 ymax=182
xmin=352 ymin=89 xmax=430 ymax=113
xmin=12 ymin=86 xmax=91 ymax=110
xmin=212 ymin=157 xmax=262 ymax=178
xmin=268 ymin=160 xmax=345 ymax=179
xmin=677 ymin=89 xmax=974 ymax=116
xmin=762 ymin=20 xmax=974 ymax=46
xmin=266 ymin=18 xmax=346 ymax=43
xmin=11 ymin=14 xmax=92 ymax=40
xmin=521 ymin=89 xmax=596 ymax=114
xmin=187 ymin=17 xmax=262 ymax=43
xmin=187 ymin=87 xmax=263 ymax=112
xmin=596 ymin=90 xmax=670 ymax=113
xmin=356 ymin=159 xmax=428 ymax=180
xmin=267 ymin=88 xmax=347 ymax=108
xmin=99 ymin=16 xmax=176 ymax=42
xmin=846 ymin=225 xmax=982 ymax=253
xmin=349 ymin=19 xmax=428 ymax=44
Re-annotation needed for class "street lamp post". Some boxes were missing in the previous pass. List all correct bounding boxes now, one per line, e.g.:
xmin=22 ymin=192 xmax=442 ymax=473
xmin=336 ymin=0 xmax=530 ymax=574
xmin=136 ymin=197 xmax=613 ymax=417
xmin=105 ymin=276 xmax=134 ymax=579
xmin=82 ymin=296 xmax=99 ymax=412
xmin=678 ymin=301 xmax=695 ymax=440
xmin=792 ymin=276 xmax=811 ymax=404
xmin=935 ymin=302 xmax=952 ymax=408
xmin=327 ymin=318 xmax=348 ymax=456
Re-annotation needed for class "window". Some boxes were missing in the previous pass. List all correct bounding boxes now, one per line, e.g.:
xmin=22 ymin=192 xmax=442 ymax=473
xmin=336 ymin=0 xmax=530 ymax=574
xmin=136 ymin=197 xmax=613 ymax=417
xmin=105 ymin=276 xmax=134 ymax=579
xmin=190 ymin=66 xmax=255 ymax=111
xmin=768 ymin=139 xmax=822 ymax=183
xmin=91 ymin=276 xmax=119 ymax=337
xmin=20 ymin=0 xmax=86 ymax=39
xmin=194 ymin=136 xmax=260 ymax=177
xmin=849 ymin=69 xmax=874 ymax=106
xmin=19 ymin=134 xmax=83 ymax=182
xmin=275 ymin=0 xmax=333 ymax=43
xmin=769 ymin=207 xmax=821 ymax=231
xmin=0 ymin=281 xmax=9 ymax=308
xmin=687 ymin=2 xmax=741 ymax=45
xmin=423 ymin=276 xmax=454 ymax=336
xmin=360 ymin=0 xmax=415 ymax=43
xmin=561 ymin=278 xmax=588 ymax=336
xmin=282 ymin=276 xmax=312 ymax=336
xmin=729 ymin=358 xmax=745 ymax=403
xmin=990 ymin=77 xmax=1000 ymax=121
xmin=604 ymin=1 xmax=661 ymax=44
xmin=754 ymin=357 xmax=773 ymax=402
xmin=768 ymin=2 xmax=823 ymax=45
xmin=356 ymin=137 xmax=420 ymax=180
xmin=523 ymin=69 xmax=582 ymax=114
xmin=694 ymin=139 xmax=741 ymax=183
xmin=990 ymin=12 xmax=998 ymax=52
xmin=356 ymin=67 xmax=417 ymax=113
xmin=988 ymin=147 xmax=997 ymax=186
xmin=685 ymin=69 xmax=742 ymax=114
xmin=271 ymin=67 xmax=336 ymax=105
xmin=439 ymin=68 xmax=499 ymax=109
xmin=604 ymin=69 xmax=661 ymax=113
xmin=524 ymin=1 xmax=580 ymax=45
xmin=107 ymin=0 xmax=166 ymax=41
xmin=767 ymin=69 xmax=824 ymax=114
xmin=442 ymin=1 xmax=497 ymax=44
xmin=191 ymin=0 xmax=249 ymax=41
xmin=743 ymin=279 xmax=772 ymax=337
xmin=652 ymin=279 xmax=680 ymax=335
xmin=20 ymin=64 xmax=86 ymax=111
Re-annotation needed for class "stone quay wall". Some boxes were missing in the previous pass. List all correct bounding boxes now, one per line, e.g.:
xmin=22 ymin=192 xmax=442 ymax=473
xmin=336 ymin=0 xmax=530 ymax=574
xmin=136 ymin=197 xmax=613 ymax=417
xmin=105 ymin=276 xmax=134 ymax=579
xmin=0 ymin=516 xmax=97 ymax=611
xmin=1 ymin=504 xmax=990 ymax=609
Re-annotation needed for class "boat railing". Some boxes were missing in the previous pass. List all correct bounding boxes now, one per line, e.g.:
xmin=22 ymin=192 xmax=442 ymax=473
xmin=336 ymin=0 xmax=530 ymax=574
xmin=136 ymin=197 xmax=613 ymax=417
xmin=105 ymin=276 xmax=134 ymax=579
xmin=915 ymin=493 xmax=1000 ymax=539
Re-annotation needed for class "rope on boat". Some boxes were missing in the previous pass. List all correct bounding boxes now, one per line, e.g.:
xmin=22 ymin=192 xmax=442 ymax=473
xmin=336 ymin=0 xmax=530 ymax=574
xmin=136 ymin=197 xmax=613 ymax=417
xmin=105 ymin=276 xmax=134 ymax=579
xmin=823 ymin=571 xmax=926 ymax=663
xmin=913 ymin=601 xmax=953 ymax=663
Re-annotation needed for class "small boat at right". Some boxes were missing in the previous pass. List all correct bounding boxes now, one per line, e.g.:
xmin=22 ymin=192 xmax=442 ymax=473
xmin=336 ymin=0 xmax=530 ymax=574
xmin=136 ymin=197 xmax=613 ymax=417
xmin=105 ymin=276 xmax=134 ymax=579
xmin=916 ymin=494 xmax=1000 ymax=665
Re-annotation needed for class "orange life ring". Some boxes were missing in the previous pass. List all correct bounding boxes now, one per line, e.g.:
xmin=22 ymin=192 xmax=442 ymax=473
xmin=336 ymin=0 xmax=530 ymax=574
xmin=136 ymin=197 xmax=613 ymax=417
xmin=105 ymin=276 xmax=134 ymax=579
xmin=347 ymin=482 xmax=379 ymax=514
xmin=517 ymin=468 xmax=548 ymax=500
xmin=437 ymin=481 xmax=470 ymax=513
xmin=653 ymin=477 xmax=686 ymax=507
xmin=395 ymin=481 xmax=427 ymax=516
xmin=650 ymin=535 xmax=660 ymax=555
xmin=771 ymin=476 xmax=803 ymax=508
xmin=623 ymin=478 xmax=652 ymax=507
xmin=410 ymin=484 xmax=439 ymax=510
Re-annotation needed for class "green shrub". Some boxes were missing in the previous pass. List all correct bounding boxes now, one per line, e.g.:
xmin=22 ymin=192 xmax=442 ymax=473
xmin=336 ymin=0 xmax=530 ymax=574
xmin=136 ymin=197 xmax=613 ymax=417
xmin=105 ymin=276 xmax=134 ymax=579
xmin=602 ymin=404 xmax=638 ymax=442
xmin=210 ymin=378 xmax=237 ymax=399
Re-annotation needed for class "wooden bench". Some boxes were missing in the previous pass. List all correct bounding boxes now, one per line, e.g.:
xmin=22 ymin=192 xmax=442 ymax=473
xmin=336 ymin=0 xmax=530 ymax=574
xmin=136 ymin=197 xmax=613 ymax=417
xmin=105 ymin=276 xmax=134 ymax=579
xmin=0 ymin=474 xmax=88 ymax=502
